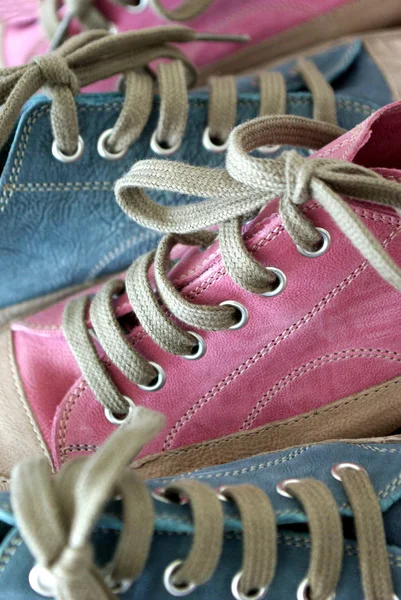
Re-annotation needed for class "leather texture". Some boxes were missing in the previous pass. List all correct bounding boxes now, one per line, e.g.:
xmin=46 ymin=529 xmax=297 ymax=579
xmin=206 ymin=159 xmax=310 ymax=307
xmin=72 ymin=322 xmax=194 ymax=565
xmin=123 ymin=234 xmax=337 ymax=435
xmin=0 ymin=39 xmax=391 ymax=310
xmin=1 ymin=0 xmax=367 ymax=70
xmin=3 ymin=103 xmax=401 ymax=486
xmin=132 ymin=375 xmax=401 ymax=479
xmin=2 ymin=438 xmax=401 ymax=597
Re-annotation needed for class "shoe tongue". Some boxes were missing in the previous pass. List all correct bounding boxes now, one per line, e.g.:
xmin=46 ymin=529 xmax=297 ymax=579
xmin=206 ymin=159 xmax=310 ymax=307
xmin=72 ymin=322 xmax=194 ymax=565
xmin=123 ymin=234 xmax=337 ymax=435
xmin=112 ymin=102 xmax=401 ymax=320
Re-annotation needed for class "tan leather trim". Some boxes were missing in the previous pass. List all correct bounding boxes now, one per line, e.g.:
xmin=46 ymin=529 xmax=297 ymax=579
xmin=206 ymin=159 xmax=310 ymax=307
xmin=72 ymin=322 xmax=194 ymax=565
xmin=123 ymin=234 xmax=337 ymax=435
xmin=0 ymin=330 xmax=53 ymax=491
xmin=364 ymin=30 xmax=401 ymax=100
xmin=199 ymin=0 xmax=401 ymax=82
xmin=133 ymin=376 xmax=401 ymax=479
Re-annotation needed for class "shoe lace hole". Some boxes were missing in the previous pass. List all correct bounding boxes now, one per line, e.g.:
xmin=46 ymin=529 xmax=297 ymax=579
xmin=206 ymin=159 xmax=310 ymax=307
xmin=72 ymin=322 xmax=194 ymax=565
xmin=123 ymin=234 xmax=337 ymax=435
xmin=220 ymin=300 xmax=249 ymax=330
xmin=202 ymin=127 xmax=228 ymax=153
xmin=104 ymin=395 xmax=135 ymax=425
xmin=137 ymin=361 xmax=166 ymax=392
xmin=97 ymin=129 xmax=128 ymax=160
xmin=231 ymin=571 xmax=268 ymax=600
xmin=126 ymin=0 xmax=148 ymax=12
xmin=151 ymin=130 xmax=181 ymax=156
xmin=182 ymin=332 xmax=206 ymax=360
xmin=163 ymin=560 xmax=197 ymax=597
xmin=297 ymin=228 xmax=331 ymax=258
xmin=260 ymin=267 xmax=287 ymax=297
xmin=52 ymin=136 xmax=84 ymax=163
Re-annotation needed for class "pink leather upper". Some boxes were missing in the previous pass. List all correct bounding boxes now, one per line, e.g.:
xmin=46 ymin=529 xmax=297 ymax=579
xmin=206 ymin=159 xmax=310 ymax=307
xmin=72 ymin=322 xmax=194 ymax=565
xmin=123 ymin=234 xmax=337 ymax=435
xmin=11 ymin=102 xmax=401 ymax=470
xmin=3 ymin=0 xmax=354 ymax=85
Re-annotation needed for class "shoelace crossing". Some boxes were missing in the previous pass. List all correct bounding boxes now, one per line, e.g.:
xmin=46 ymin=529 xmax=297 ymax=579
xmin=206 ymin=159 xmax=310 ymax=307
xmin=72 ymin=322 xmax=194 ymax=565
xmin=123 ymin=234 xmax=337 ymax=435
xmin=40 ymin=0 xmax=216 ymax=49
xmin=63 ymin=114 xmax=401 ymax=418
xmin=10 ymin=407 xmax=398 ymax=600
xmin=0 ymin=27 xmax=340 ymax=162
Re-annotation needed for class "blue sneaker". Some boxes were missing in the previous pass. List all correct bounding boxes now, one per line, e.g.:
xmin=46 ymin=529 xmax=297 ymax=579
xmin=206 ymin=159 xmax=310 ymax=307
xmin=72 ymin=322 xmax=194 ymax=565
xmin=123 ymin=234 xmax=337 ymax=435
xmin=0 ymin=28 xmax=397 ymax=324
xmin=1 ymin=406 xmax=401 ymax=599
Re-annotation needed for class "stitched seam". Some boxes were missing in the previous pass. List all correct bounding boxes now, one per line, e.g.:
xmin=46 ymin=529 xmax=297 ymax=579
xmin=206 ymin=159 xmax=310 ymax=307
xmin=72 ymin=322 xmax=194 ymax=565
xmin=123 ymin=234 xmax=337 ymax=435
xmin=242 ymin=348 xmax=401 ymax=429
xmin=163 ymin=260 xmax=368 ymax=449
xmin=58 ymin=380 xmax=88 ymax=464
xmin=87 ymin=230 xmax=156 ymax=280
xmin=163 ymin=225 xmax=401 ymax=449
xmin=0 ymin=533 xmax=23 ymax=576
xmin=0 ymin=97 xmax=377 ymax=212
xmin=138 ymin=377 xmax=401 ymax=474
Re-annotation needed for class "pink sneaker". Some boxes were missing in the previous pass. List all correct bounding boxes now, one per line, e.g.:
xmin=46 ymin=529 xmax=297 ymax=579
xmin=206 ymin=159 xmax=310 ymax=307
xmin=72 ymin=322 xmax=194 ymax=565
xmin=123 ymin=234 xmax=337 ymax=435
xmin=3 ymin=0 xmax=401 ymax=86
xmin=2 ymin=104 xmax=401 ymax=491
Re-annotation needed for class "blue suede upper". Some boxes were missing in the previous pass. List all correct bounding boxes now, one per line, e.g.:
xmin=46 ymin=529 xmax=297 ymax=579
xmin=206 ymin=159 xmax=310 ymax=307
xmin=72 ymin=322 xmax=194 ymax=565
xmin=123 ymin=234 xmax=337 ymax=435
xmin=1 ymin=439 xmax=401 ymax=598
xmin=0 ymin=40 xmax=391 ymax=308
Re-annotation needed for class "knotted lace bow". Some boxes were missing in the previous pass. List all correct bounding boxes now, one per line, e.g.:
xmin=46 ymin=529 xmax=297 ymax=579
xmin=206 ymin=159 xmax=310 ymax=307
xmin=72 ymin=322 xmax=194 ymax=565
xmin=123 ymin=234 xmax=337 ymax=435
xmin=116 ymin=114 xmax=401 ymax=294
xmin=11 ymin=407 xmax=166 ymax=600
xmin=0 ymin=26 xmax=199 ymax=156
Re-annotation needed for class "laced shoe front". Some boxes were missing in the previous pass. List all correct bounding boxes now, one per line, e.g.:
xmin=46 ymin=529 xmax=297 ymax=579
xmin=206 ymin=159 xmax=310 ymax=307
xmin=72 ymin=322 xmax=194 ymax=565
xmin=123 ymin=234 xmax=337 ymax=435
xmin=1 ymin=26 xmax=359 ymax=320
xmin=3 ymin=104 xmax=401 ymax=488
xmin=3 ymin=407 xmax=401 ymax=600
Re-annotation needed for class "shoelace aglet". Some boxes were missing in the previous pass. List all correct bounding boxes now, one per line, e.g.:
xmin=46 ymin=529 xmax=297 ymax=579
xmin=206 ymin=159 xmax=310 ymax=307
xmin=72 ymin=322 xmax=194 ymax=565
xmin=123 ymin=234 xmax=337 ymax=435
xmin=50 ymin=10 xmax=76 ymax=50
xmin=194 ymin=32 xmax=250 ymax=43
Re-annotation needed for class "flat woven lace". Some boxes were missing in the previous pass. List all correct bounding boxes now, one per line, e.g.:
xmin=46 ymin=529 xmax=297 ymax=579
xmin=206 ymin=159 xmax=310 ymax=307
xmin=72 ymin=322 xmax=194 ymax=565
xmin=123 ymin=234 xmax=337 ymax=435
xmin=0 ymin=27 xmax=340 ymax=159
xmin=11 ymin=407 xmax=397 ymax=600
xmin=63 ymin=114 xmax=401 ymax=416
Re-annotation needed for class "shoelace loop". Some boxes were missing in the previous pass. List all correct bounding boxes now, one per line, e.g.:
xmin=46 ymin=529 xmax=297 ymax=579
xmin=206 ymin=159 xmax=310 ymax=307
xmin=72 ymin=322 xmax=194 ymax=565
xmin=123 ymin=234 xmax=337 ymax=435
xmin=10 ymin=408 xmax=398 ymax=600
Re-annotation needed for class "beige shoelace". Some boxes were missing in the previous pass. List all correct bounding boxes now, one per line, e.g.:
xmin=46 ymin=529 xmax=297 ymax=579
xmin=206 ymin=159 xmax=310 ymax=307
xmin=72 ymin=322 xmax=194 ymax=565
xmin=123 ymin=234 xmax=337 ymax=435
xmin=10 ymin=407 xmax=397 ymax=600
xmin=41 ymin=0 xmax=216 ymax=49
xmin=63 ymin=114 xmax=401 ymax=418
xmin=0 ymin=26 xmax=339 ymax=162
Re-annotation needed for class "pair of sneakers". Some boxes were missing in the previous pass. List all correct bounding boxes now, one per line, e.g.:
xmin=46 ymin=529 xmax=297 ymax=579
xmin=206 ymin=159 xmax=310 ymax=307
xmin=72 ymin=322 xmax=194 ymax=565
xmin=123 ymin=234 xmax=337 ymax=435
xmin=2 ymin=1 xmax=401 ymax=597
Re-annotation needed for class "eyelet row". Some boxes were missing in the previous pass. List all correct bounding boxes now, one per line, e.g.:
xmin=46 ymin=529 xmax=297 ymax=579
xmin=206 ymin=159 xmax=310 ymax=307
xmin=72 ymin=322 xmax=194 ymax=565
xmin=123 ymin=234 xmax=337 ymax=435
xmin=152 ymin=485 xmax=272 ymax=599
xmin=31 ymin=461 xmax=358 ymax=598
xmin=102 ymin=230 xmax=331 ymax=426
xmin=51 ymin=130 xmax=320 ymax=164
xmin=276 ymin=462 xmax=368 ymax=600
xmin=52 ymin=125 xmax=240 ymax=163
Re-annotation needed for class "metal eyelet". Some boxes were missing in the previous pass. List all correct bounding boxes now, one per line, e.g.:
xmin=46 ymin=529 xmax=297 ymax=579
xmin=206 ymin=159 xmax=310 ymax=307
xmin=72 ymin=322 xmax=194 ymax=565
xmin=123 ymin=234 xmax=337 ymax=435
xmin=137 ymin=361 xmax=166 ymax=392
xmin=97 ymin=129 xmax=128 ymax=161
xmin=126 ymin=0 xmax=148 ymax=12
xmin=104 ymin=395 xmax=136 ymax=426
xmin=151 ymin=130 xmax=181 ymax=156
xmin=216 ymin=486 xmax=230 ymax=502
xmin=231 ymin=571 xmax=268 ymax=600
xmin=276 ymin=478 xmax=301 ymax=499
xmin=163 ymin=560 xmax=197 ymax=597
xmin=104 ymin=573 xmax=134 ymax=594
xmin=220 ymin=301 xmax=249 ymax=330
xmin=331 ymin=462 xmax=367 ymax=482
xmin=182 ymin=332 xmax=206 ymax=360
xmin=52 ymin=135 xmax=84 ymax=163
xmin=297 ymin=577 xmax=335 ymax=600
xmin=296 ymin=228 xmax=331 ymax=258
xmin=260 ymin=267 xmax=287 ymax=297
xmin=258 ymin=144 xmax=281 ymax=155
xmin=202 ymin=127 xmax=228 ymax=153
xmin=29 ymin=565 xmax=56 ymax=597
xmin=152 ymin=487 xmax=189 ymax=505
